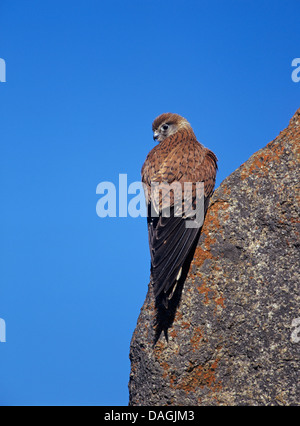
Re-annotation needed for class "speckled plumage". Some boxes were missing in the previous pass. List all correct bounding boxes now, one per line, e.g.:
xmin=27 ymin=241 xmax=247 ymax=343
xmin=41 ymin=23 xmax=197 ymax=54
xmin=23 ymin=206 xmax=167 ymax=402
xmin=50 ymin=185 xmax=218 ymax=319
xmin=142 ymin=113 xmax=218 ymax=307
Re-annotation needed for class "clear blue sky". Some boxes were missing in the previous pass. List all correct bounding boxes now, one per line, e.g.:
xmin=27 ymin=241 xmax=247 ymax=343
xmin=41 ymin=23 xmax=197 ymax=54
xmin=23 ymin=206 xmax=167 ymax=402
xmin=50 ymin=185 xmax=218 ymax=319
xmin=0 ymin=0 xmax=299 ymax=406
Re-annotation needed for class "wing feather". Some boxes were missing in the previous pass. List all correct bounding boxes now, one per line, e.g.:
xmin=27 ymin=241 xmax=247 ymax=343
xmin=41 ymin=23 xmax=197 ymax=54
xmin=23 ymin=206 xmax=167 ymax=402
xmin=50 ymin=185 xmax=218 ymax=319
xmin=142 ymin=129 xmax=218 ymax=306
xmin=148 ymin=209 xmax=200 ymax=298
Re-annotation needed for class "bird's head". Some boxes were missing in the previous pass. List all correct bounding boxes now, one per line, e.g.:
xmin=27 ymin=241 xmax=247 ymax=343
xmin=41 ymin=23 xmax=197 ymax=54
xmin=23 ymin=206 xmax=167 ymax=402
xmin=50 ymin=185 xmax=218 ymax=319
xmin=152 ymin=113 xmax=193 ymax=142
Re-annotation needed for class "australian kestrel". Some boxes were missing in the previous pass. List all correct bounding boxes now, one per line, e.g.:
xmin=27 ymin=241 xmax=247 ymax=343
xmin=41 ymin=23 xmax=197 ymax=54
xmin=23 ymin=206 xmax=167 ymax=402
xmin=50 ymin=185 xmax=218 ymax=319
xmin=142 ymin=113 xmax=218 ymax=308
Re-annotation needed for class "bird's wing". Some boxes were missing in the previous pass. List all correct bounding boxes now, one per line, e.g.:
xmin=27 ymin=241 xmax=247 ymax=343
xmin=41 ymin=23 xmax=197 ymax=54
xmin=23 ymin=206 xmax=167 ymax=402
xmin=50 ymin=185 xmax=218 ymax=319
xmin=144 ymin=140 xmax=217 ymax=302
xmin=148 ymin=208 xmax=200 ymax=299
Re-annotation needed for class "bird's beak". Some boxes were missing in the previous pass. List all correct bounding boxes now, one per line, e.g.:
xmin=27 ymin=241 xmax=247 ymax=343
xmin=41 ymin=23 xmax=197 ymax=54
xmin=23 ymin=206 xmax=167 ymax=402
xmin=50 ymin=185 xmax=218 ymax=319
xmin=153 ymin=131 xmax=159 ymax=141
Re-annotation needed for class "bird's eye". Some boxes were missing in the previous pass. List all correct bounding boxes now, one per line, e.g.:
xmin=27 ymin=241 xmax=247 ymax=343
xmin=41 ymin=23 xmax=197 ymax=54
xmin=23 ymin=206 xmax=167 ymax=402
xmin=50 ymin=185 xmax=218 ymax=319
xmin=162 ymin=124 xmax=169 ymax=131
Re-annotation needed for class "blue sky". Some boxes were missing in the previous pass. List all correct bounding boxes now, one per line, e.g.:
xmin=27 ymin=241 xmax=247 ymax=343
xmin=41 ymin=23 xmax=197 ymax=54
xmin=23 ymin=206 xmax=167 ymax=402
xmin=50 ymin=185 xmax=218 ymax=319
xmin=0 ymin=0 xmax=299 ymax=406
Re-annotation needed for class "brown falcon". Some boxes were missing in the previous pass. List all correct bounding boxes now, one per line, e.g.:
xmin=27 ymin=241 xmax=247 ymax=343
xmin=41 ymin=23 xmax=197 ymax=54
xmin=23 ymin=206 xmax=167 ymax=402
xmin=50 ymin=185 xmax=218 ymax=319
xmin=142 ymin=113 xmax=218 ymax=308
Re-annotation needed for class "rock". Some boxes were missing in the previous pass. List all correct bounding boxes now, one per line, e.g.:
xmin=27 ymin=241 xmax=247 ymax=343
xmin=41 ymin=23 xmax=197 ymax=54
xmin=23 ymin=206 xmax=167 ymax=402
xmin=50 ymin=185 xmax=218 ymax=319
xmin=129 ymin=108 xmax=300 ymax=406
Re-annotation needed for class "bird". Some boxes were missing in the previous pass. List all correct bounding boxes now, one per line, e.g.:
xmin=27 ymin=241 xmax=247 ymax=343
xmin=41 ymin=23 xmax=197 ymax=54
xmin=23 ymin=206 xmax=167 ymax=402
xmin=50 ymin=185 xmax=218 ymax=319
xmin=141 ymin=113 xmax=218 ymax=308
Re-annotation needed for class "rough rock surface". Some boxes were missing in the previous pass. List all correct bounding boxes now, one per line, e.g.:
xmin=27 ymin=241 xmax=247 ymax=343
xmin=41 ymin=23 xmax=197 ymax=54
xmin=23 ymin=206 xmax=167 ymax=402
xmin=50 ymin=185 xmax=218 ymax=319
xmin=129 ymin=108 xmax=300 ymax=406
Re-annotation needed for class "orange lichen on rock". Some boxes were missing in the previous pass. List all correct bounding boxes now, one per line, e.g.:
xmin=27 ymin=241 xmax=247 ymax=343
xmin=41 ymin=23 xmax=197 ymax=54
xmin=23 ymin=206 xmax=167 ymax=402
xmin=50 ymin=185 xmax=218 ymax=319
xmin=189 ymin=246 xmax=212 ymax=278
xmin=181 ymin=321 xmax=191 ymax=329
xmin=190 ymin=327 xmax=204 ymax=351
xmin=196 ymin=282 xmax=212 ymax=305
xmin=173 ymin=359 xmax=222 ymax=394
xmin=188 ymin=200 xmax=227 ymax=278
xmin=187 ymin=196 xmax=229 ymax=311
xmin=240 ymin=147 xmax=282 ymax=180
xmin=213 ymin=294 xmax=225 ymax=308
xmin=240 ymin=109 xmax=300 ymax=182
